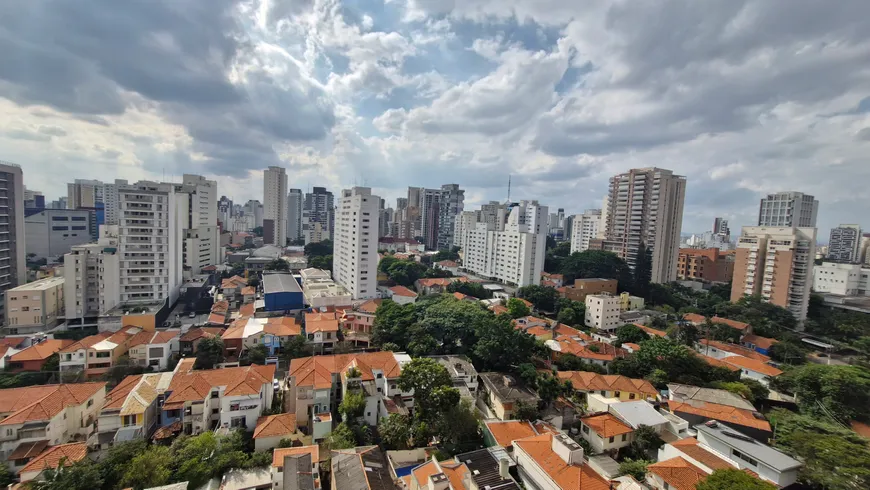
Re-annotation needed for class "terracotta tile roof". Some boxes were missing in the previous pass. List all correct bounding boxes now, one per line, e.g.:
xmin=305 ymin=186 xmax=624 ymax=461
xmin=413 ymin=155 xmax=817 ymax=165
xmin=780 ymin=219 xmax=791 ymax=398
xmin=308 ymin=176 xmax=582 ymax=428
xmin=305 ymin=311 xmax=340 ymax=333
xmin=239 ymin=303 xmax=256 ymax=317
xmin=698 ymin=340 xmax=771 ymax=362
xmin=741 ymin=334 xmax=778 ymax=351
xmin=484 ymin=420 xmax=538 ymax=448
xmin=59 ymin=332 xmax=111 ymax=352
xmin=851 ymin=420 xmax=870 ymax=438
xmin=435 ymin=260 xmax=458 ymax=267
xmin=20 ymin=443 xmax=87 ymax=475
xmin=490 ymin=305 xmax=509 ymax=316
xmin=682 ymin=313 xmax=706 ymax=324
xmin=273 ymin=445 xmax=319 ymax=468
xmin=580 ymin=413 xmax=634 ymax=438
xmin=670 ymin=438 xmax=735 ymax=471
xmin=207 ymin=313 xmax=227 ymax=325
xmin=221 ymin=318 xmax=248 ymax=340
xmin=541 ymin=280 xmax=558 ymax=288
xmin=211 ymin=300 xmax=230 ymax=314
xmin=720 ymin=355 xmax=782 ymax=377
xmin=390 ymin=285 xmax=418 ymax=298
xmin=411 ymin=460 xmax=439 ymax=488
xmin=221 ymin=276 xmax=247 ymax=289
xmin=0 ymin=383 xmax=105 ymax=426
xmin=0 ymin=338 xmax=27 ymax=348
xmin=164 ymin=364 xmax=275 ymax=404
xmin=241 ymin=286 xmax=255 ymax=295
xmin=264 ymin=317 xmax=301 ymax=336
xmin=525 ymin=326 xmax=552 ymax=338
xmin=438 ymin=461 xmax=469 ymax=490
xmin=711 ymin=316 xmax=750 ymax=331
xmin=553 ymin=323 xmax=582 ymax=337
xmin=518 ymin=298 xmax=533 ymax=308
xmin=416 ymin=277 xmax=468 ymax=288
xmin=646 ymin=457 xmax=708 ymax=490
xmin=622 ymin=342 xmax=640 ymax=351
xmin=666 ymin=401 xmax=771 ymax=431
xmin=150 ymin=330 xmax=179 ymax=344
xmin=557 ymin=372 xmax=658 ymax=398
xmin=102 ymin=374 xmax=144 ymax=410
xmin=8 ymin=440 xmax=50 ymax=461
xmin=635 ymin=324 xmax=667 ymax=338
xmin=513 ymin=433 xmax=610 ymax=490
xmin=11 ymin=339 xmax=75 ymax=361
xmin=152 ymin=421 xmax=182 ymax=440
xmin=693 ymin=352 xmax=740 ymax=372
xmin=541 ymin=272 xmax=564 ymax=279
xmin=356 ymin=299 xmax=382 ymax=314
xmin=289 ymin=352 xmax=402 ymax=390
xmin=103 ymin=372 xmax=170 ymax=415
xmin=180 ymin=327 xmax=224 ymax=342
xmin=553 ymin=337 xmax=627 ymax=362
xmin=254 ymin=413 xmax=298 ymax=439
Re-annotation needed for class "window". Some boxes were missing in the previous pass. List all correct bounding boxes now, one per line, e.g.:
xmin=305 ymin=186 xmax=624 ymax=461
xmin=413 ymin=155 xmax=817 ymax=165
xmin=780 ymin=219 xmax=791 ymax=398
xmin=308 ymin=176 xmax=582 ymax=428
xmin=582 ymin=425 xmax=589 ymax=434
xmin=622 ymin=434 xmax=627 ymax=441
xmin=87 ymin=399 xmax=93 ymax=407
xmin=609 ymin=436 xmax=615 ymax=443
xmin=211 ymin=391 xmax=219 ymax=399
xmin=629 ymin=393 xmax=636 ymax=400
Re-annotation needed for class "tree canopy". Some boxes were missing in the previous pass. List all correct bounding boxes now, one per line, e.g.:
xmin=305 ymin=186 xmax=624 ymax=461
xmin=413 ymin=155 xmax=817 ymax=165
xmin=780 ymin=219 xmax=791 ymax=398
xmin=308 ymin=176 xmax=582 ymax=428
xmin=695 ymin=469 xmax=776 ymax=490
xmin=194 ymin=336 xmax=225 ymax=370
xmin=304 ymin=240 xmax=333 ymax=258
xmin=770 ymin=363 xmax=870 ymax=423
xmin=516 ymin=285 xmax=559 ymax=312
xmin=559 ymin=250 xmax=633 ymax=286
xmin=506 ymin=298 xmax=532 ymax=318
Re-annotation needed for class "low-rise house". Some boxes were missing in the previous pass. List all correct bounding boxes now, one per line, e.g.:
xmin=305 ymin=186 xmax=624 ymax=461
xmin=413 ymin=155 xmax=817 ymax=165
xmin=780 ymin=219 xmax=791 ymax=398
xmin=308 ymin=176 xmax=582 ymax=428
xmin=161 ymin=362 xmax=276 ymax=435
xmin=635 ymin=323 xmax=668 ymax=338
xmin=379 ymin=238 xmax=425 ymax=253
xmin=557 ymin=372 xmax=658 ymax=403
xmin=304 ymin=311 xmax=340 ymax=354
xmin=482 ymin=420 xmax=538 ymax=452
xmin=18 ymin=442 xmax=88 ymax=484
xmin=404 ymin=448 xmax=522 ymax=490
xmin=273 ymin=445 xmax=321 ymax=490
xmin=478 ymin=373 xmax=539 ymax=421
xmin=434 ymin=260 xmax=459 ymax=275
xmin=618 ymin=292 xmax=645 ymax=311
xmin=720 ymin=356 xmax=783 ymax=386
xmin=695 ymin=339 xmax=771 ymax=362
xmin=286 ymin=352 xmax=411 ymax=431
xmin=8 ymin=339 xmax=74 ymax=372
xmin=513 ymin=432 xmax=611 ymax=490
xmin=694 ymin=421 xmax=802 ymax=487
xmin=558 ymin=278 xmax=618 ymax=303
xmin=253 ymin=413 xmax=302 ymax=451
xmin=240 ymin=286 xmax=257 ymax=304
xmin=331 ymin=446 xmax=396 ymax=490
xmin=339 ymin=300 xmax=380 ymax=347
xmin=58 ymin=326 xmax=143 ymax=379
xmin=666 ymin=384 xmax=756 ymax=412
xmin=695 ymin=340 xmax=782 ymax=385
xmin=683 ymin=314 xmax=752 ymax=335
xmin=221 ymin=275 xmax=248 ymax=303
xmin=207 ymin=300 xmax=230 ymax=326
xmin=740 ymin=334 xmax=778 ymax=356
xmin=414 ymin=277 xmax=468 ymax=295
xmin=664 ymin=400 xmax=771 ymax=441
xmin=607 ymin=400 xmax=670 ymax=433
xmin=0 ymin=383 xmax=106 ymax=468
xmin=646 ymin=456 xmax=708 ymax=490
xmin=546 ymin=336 xmax=627 ymax=368
xmin=127 ymin=330 xmax=180 ymax=371
xmin=578 ymin=413 xmax=634 ymax=455
xmin=222 ymin=316 xmax=301 ymax=359
xmin=540 ymin=272 xmax=564 ymax=288
xmin=299 ymin=268 xmax=353 ymax=309
xmin=92 ymin=372 xmax=175 ymax=448
xmin=179 ymin=327 xmax=224 ymax=356
xmin=387 ymin=286 xmax=418 ymax=305
xmin=659 ymin=437 xmax=739 ymax=475
xmin=427 ymin=355 xmax=478 ymax=401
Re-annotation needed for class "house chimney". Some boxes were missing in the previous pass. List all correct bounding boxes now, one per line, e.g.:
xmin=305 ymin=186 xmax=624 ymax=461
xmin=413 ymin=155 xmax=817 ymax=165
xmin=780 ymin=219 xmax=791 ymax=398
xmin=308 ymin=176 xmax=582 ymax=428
xmin=428 ymin=473 xmax=449 ymax=490
xmin=552 ymin=433 xmax=584 ymax=466
xmin=498 ymin=458 xmax=510 ymax=479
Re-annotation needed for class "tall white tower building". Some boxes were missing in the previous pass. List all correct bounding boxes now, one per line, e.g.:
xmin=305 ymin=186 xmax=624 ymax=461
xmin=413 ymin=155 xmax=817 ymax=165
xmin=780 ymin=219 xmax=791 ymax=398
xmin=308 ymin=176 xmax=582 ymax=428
xmin=602 ymin=167 xmax=686 ymax=283
xmin=570 ymin=209 xmax=602 ymax=254
xmin=177 ymin=174 xmax=220 ymax=277
xmin=0 ymin=162 xmax=25 ymax=325
xmin=333 ymin=187 xmax=380 ymax=299
xmin=263 ymin=166 xmax=288 ymax=246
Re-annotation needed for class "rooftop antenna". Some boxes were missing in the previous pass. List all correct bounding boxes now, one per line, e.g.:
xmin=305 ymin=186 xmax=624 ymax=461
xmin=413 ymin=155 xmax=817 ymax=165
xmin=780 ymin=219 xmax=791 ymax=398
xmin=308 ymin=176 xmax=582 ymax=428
xmin=507 ymin=174 xmax=512 ymax=203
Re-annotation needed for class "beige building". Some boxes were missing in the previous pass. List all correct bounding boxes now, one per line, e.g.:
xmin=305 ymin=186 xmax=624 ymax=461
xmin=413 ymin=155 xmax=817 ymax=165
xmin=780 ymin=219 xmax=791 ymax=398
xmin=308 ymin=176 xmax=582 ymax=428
xmin=731 ymin=227 xmax=817 ymax=320
xmin=63 ymin=228 xmax=121 ymax=320
xmin=585 ymin=294 xmax=622 ymax=331
xmin=4 ymin=277 xmax=65 ymax=335
xmin=601 ymin=167 xmax=686 ymax=283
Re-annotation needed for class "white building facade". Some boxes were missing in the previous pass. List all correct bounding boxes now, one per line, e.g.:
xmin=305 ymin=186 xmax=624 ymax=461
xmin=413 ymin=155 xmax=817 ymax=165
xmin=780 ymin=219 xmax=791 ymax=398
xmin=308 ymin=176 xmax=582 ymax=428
xmin=758 ymin=191 xmax=818 ymax=228
xmin=813 ymin=262 xmax=870 ymax=296
xmin=585 ymin=294 xmax=622 ymax=331
xmin=178 ymin=174 xmax=221 ymax=277
xmin=263 ymin=167 xmax=288 ymax=246
xmin=570 ymin=209 xmax=602 ymax=254
xmin=64 ymin=229 xmax=121 ymax=319
xmin=333 ymin=187 xmax=380 ymax=299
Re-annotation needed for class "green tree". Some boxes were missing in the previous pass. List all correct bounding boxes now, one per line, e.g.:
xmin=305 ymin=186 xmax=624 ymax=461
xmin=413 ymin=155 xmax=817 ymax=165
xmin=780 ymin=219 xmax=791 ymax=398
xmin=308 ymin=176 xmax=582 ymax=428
xmin=30 ymin=460 xmax=103 ymax=490
xmin=627 ymin=425 xmax=664 ymax=458
xmin=281 ymin=335 xmax=311 ymax=361
xmin=517 ymin=363 xmax=539 ymax=388
xmin=309 ymin=254 xmax=333 ymax=270
xmin=0 ymin=464 xmax=12 ymax=488
xmin=618 ymin=459 xmax=651 ymax=481
xmin=435 ymin=399 xmax=482 ymax=454
xmin=304 ymin=240 xmax=333 ymax=258
xmin=243 ymin=344 xmax=268 ymax=366
xmin=170 ymin=432 xmax=250 ymax=488
xmin=99 ymin=440 xmax=147 ymax=487
xmin=513 ymin=400 xmax=538 ymax=421
xmin=559 ymin=250 xmax=633 ymax=285
xmin=371 ymin=300 xmax=417 ymax=348
xmin=378 ymin=413 xmax=411 ymax=450
xmin=41 ymin=353 xmax=60 ymax=374
xmin=710 ymin=381 xmax=755 ymax=402
xmin=536 ymin=373 xmax=569 ymax=406
xmin=506 ymin=298 xmax=531 ymax=318
xmin=772 ymin=364 xmax=870 ymax=422
xmin=768 ymin=341 xmax=806 ymax=365
xmin=516 ymin=285 xmax=559 ymax=312
xmin=265 ymin=258 xmax=289 ymax=271
xmin=252 ymin=226 xmax=264 ymax=237
xmin=121 ymin=445 xmax=172 ymax=489
xmin=556 ymin=307 xmax=580 ymax=327
xmin=472 ymin=315 xmax=540 ymax=372
xmin=326 ymin=422 xmax=357 ymax=450
xmin=695 ymin=469 xmax=777 ymax=490
xmin=644 ymin=369 xmax=670 ymax=389
xmin=670 ymin=320 xmax=700 ymax=346
xmin=194 ymin=336 xmax=225 ymax=369
xmin=433 ymin=249 xmax=460 ymax=262
xmin=385 ymin=260 xmax=428 ymax=286
xmin=447 ymin=281 xmax=492 ymax=299
xmin=338 ymin=391 xmax=367 ymax=422
xmin=616 ymin=324 xmax=648 ymax=346
xmin=398 ymin=358 xmax=452 ymax=419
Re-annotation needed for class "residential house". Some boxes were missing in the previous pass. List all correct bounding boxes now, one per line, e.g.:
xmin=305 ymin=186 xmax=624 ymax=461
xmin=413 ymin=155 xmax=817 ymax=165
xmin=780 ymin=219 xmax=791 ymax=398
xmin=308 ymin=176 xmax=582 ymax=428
xmin=0 ymin=383 xmax=106 ymax=470
xmin=58 ymin=326 xmax=143 ymax=379
xmin=618 ymin=292 xmax=645 ymax=311
xmin=339 ymin=299 xmax=380 ymax=347
xmin=434 ymin=260 xmax=459 ymax=275
xmin=18 ymin=442 xmax=88 ymax=484
xmin=658 ymin=437 xmax=740 ymax=475
xmin=253 ymin=413 xmax=302 ymax=452
xmin=331 ymin=446 xmax=397 ymax=490
xmin=513 ymin=432 xmax=611 ymax=490
xmin=683 ymin=314 xmax=752 ymax=335
xmin=540 ymin=272 xmax=564 ymax=288
xmin=0 ymin=344 xmax=22 ymax=370
xmin=221 ymin=275 xmax=248 ymax=303
xmin=695 ymin=340 xmax=782 ymax=385
xmin=545 ymin=336 xmax=627 ymax=368
xmin=557 ymin=372 xmax=658 ymax=403
xmin=664 ymin=400 xmax=771 ymax=442
xmin=379 ymin=238 xmax=425 ymax=253
xmin=606 ymin=400 xmax=670 ymax=434
xmin=482 ymin=420 xmax=538 ymax=452
xmin=635 ymin=323 xmax=668 ymax=339
xmin=92 ymin=372 xmax=175 ymax=448
xmin=740 ymin=334 xmax=778 ymax=356
xmin=128 ymin=330 xmax=180 ymax=371
xmin=646 ymin=456 xmax=708 ymax=490
xmin=179 ymin=327 xmax=224 ymax=356
xmin=286 ymin=352 xmax=411 ymax=432
xmin=8 ymin=339 xmax=74 ymax=372
xmin=304 ymin=311 xmax=340 ymax=354
xmin=387 ymin=286 xmax=418 ymax=305
xmin=478 ymin=373 xmax=539 ymax=421
xmin=720 ymin=356 xmax=783 ymax=386
xmin=161 ymin=362 xmax=276 ymax=434
xmin=666 ymin=384 xmax=757 ymax=412
xmin=427 ymin=355 xmax=478 ymax=401
xmin=241 ymin=286 xmax=257 ymax=304
xmin=273 ymin=445 xmax=321 ymax=490
xmin=693 ymin=421 xmax=801 ymax=487
xmin=578 ymin=413 xmax=634 ymax=455
xmin=414 ymin=277 xmax=468 ymax=295
xmin=514 ymin=316 xmax=582 ymax=342
xmin=207 ymin=300 xmax=230 ymax=326
xmin=404 ymin=448 xmax=522 ymax=490
xmin=222 ymin=316 xmax=301 ymax=359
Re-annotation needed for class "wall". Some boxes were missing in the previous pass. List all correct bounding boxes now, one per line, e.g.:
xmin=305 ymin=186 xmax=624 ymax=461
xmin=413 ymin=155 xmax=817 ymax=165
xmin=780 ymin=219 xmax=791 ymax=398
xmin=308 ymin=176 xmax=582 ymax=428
xmin=579 ymin=424 xmax=632 ymax=454
xmin=514 ymin=442 xmax=560 ymax=490
xmin=265 ymin=291 xmax=305 ymax=312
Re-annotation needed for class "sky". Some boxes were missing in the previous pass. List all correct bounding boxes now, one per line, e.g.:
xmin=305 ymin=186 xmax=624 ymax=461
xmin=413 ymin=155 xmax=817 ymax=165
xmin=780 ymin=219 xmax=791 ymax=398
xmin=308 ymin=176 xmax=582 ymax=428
xmin=1 ymin=0 xmax=869 ymax=238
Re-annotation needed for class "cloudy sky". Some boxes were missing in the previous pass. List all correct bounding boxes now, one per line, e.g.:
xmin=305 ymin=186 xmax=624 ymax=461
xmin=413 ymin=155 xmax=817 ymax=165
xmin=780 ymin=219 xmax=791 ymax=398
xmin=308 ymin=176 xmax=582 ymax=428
xmin=2 ymin=0 xmax=869 ymax=237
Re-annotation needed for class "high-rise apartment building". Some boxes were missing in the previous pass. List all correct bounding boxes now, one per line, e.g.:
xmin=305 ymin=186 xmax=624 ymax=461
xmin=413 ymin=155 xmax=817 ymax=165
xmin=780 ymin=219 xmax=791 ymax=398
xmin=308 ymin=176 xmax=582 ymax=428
xmin=217 ymin=196 xmax=233 ymax=229
xmin=102 ymin=179 xmax=128 ymax=226
xmin=243 ymin=200 xmax=264 ymax=228
xmin=757 ymin=192 xmax=818 ymax=228
xmin=712 ymin=217 xmax=730 ymax=238
xmin=287 ymin=189 xmax=303 ymax=243
xmin=570 ymin=209 xmax=602 ymax=254
xmin=0 ymin=162 xmax=26 ymax=325
xmin=731 ymin=226 xmax=816 ymax=320
xmin=64 ymin=228 xmax=121 ymax=319
xmin=828 ymin=224 xmax=861 ymax=263
xmin=456 ymin=201 xmax=547 ymax=287
xmin=602 ymin=167 xmax=686 ymax=283
xmin=177 ymin=174 xmax=221 ymax=277
xmin=420 ymin=189 xmax=442 ymax=250
xmin=437 ymin=184 xmax=464 ymax=250
xmin=303 ymin=187 xmax=334 ymax=244
xmin=333 ymin=187 xmax=379 ymax=299
xmin=67 ymin=179 xmax=103 ymax=209
xmin=263 ymin=167 xmax=288 ymax=246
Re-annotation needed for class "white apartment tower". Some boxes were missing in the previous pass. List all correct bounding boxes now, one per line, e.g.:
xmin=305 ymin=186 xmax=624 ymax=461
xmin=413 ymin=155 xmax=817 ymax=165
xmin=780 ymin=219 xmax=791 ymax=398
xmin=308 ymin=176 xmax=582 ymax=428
xmin=828 ymin=224 xmax=861 ymax=263
xmin=64 ymin=228 xmax=121 ymax=319
xmin=263 ymin=167 xmax=288 ymax=245
xmin=602 ymin=168 xmax=686 ymax=283
xmin=758 ymin=192 xmax=819 ymax=228
xmin=333 ymin=187 xmax=380 ymax=299
xmin=731 ymin=226 xmax=817 ymax=320
xmin=570 ymin=209 xmax=602 ymax=254
xmin=244 ymin=200 xmax=264 ymax=228
xmin=457 ymin=201 xmax=547 ymax=287
xmin=287 ymin=189 xmax=303 ymax=243
xmin=0 ymin=162 xmax=26 ymax=324
xmin=102 ymin=179 xmax=128 ymax=226
xmin=117 ymin=181 xmax=184 ymax=306
xmin=177 ymin=174 xmax=221 ymax=277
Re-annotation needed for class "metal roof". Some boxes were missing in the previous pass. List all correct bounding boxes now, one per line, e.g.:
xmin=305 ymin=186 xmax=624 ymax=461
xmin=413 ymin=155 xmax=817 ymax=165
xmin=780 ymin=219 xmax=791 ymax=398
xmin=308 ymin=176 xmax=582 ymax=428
xmin=696 ymin=422 xmax=802 ymax=471
xmin=609 ymin=401 xmax=669 ymax=429
xmin=667 ymin=384 xmax=756 ymax=411
xmin=263 ymin=273 xmax=303 ymax=294
xmin=454 ymin=447 xmax=520 ymax=490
